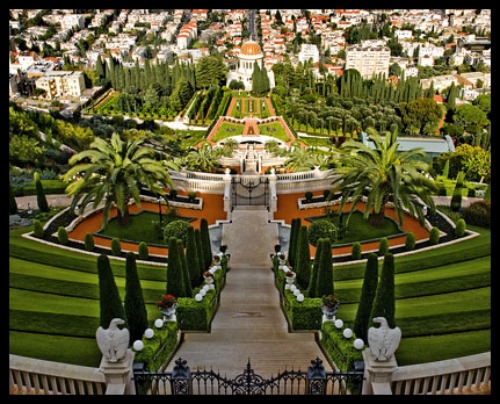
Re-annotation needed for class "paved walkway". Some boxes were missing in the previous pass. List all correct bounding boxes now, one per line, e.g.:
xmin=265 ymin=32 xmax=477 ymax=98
xmin=164 ymin=207 xmax=333 ymax=378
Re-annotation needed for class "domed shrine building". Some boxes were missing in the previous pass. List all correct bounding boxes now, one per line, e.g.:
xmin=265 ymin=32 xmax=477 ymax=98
xmin=227 ymin=39 xmax=275 ymax=91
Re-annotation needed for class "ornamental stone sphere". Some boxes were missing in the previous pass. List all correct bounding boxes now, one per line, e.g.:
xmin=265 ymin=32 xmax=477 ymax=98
xmin=195 ymin=293 xmax=203 ymax=302
xmin=133 ymin=340 xmax=144 ymax=351
xmin=343 ymin=328 xmax=353 ymax=339
xmin=154 ymin=319 xmax=164 ymax=328
xmin=144 ymin=328 xmax=154 ymax=339
xmin=297 ymin=293 xmax=304 ymax=302
xmin=334 ymin=319 xmax=344 ymax=329
xmin=354 ymin=338 xmax=365 ymax=350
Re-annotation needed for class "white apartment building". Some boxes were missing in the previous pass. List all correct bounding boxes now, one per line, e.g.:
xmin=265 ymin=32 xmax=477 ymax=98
xmin=345 ymin=44 xmax=391 ymax=78
xmin=35 ymin=71 xmax=86 ymax=100
xmin=298 ymin=43 xmax=319 ymax=64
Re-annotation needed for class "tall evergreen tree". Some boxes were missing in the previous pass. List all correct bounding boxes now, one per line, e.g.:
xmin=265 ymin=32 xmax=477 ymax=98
xmin=34 ymin=171 xmax=49 ymax=212
xmin=308 ymin=237 xmax=324 ymax=297
xmin=288 ymin=218 xmax=301 ymax=268
xmin=186 ymin=225 xmax=201 ymax=287
xmin=194 ymin=229 xmax=205 ymax=284
xmin=178 ymin=239 xmax=193 ymax=297
xmin=450 ymin=171 xmax=465 ymax=212
xmin=295 ymin=225 xmax=312 ymax=290
xmin=166 ymin=237 xmax=186 ymax=298
xmin=353 ymin=253 xmax=379 ymax=343
xmin=97 ymin=254 xmax=125 ymax=328
xmin=369 ymin=253 xmax=396 ymax=329
xmin=124 ymin=252 xmax=148 ymax=343
xmin=314 ymin=238 xmax=334 ymax=298
xmin=200 ymin=218 xmax=213 ymax=270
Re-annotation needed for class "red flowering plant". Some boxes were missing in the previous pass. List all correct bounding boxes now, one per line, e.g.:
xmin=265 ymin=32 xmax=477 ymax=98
xmin=285 ymin=270 xmax=296 ymax=277
xmin=203 ymin=271 xmax=214 ymax=279
xmin=322 ymin=294 xmax=339 ymax=308
xmin=157 ymin=294 xmax=177 ymax=309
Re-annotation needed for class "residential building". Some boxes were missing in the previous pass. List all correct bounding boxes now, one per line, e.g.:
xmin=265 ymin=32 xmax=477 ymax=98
xmin=345 ymin=43 xmax=391 ymax=78
xmin=35 ymin=71 xmax=86 ymax=100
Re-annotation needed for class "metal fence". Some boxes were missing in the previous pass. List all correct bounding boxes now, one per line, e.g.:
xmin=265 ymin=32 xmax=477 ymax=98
xmin=133 ymin=357 xmax=364 ymax=395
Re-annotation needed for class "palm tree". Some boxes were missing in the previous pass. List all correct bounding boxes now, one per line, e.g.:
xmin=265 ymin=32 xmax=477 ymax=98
xmin=63 ymin=132 xmax=174 ymax=228
xmin=284 ymin=145 xmax=323 ymax=172
xmin=331 ymin=132 xmax=437 ymax=227
xmin=186 ymin=144 xmax=221 ymax=172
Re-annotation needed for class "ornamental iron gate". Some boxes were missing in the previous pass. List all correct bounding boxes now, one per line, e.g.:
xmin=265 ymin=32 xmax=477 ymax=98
xmin=231 ymin=176 xmax=269 ymax=209
xmin=133 ymin=357 xmax=364 ymax=395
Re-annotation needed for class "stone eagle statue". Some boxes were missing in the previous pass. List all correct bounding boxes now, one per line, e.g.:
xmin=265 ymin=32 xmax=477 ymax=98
xmin=367 ymin=317 xmax=402 ymax=361
xmin=96 ymin=318 xmax=130 ymax=362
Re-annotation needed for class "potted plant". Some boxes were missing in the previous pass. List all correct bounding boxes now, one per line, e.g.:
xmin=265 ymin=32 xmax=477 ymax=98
xmin=203 ymin=270 xmax=215 ymax=287
xmin=157 ymin=294 xmax=177 ymax=320
xmin=274 ymin=244 xmax=282 ymax=253
xmin=321 ymin=294 xmax=340 ymax=320
xmin=219 ymin=244 xmax=228 ymax=254
xmin=284 ymin=270 xmax=296 ymax=285
xmin=277 ymin=252 xmax=286 ymax=265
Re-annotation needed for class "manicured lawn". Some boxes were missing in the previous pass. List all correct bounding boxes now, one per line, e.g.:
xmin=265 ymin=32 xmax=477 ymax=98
xmin=211 ymin=122 xmax=245 ymax=142
xmin=308 ymin=211 xmax=404 ymax=245
xmin=9 ymin=218 xmax=490 ymax=368
xmin=258 ymin=122 xmax=292 ymax=142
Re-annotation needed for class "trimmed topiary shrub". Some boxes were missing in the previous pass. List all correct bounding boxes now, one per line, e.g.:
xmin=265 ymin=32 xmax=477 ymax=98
xmin=304 ymin=191 xmax=313 ymax=202
xmin=164 ymin=220 xmax=191 ymax=247
xmin=351 ymin=241 xmax=362 ymax=260
xmin=111 ymin=238 xmax=122 ymax=256
xmin=429 ymin=227 xmax=440 ymax=246
xmin=308 ymin=219 xmax=336 ymax=247
xmin=97 ymin=254 xmax=125 ymax=328
xmin=124 ymin=252 xmax=148 ymax=343
xmin=462 ymin=200 xmax=490 ymax=228
xmin=188 ymin=191 xmax=197 ymax=202
xmin=84 ymin=233 xmax=95 ymax=251
xmin=450 ymin=171 xmax=465 ymax=212
xmin=34 ymin=171 xmax=49 ymax=213
xmin=354 ymin=253 xmax=379 ymax=343
xmin=57 ymin=226 xmax=68 ymax=245
xmin=295 ymin=225 xmax=312 ymax=290
xmin=323 ymin=189 xmax=331 ymax=200
xmin=405 ymin=232 xmax=416 ymax=251
xmin=370 ymin=253 xmax=396 ymax=328
xmin=455 ymin=218 xmax=466 ymax=237
xmin=33 ymin=219 xmax=44 ymax=238
xmin=138 ymin=241 xmax=149 ymax=260
xmin=378 ymin=237 xmax=389 ymax=256
xmin=169 ymin=189 xmax=178 ymax=200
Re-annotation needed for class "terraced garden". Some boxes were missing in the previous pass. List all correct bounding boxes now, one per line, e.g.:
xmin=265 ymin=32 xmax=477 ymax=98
xmin=9 ymin=213 xmax=490 ymax=368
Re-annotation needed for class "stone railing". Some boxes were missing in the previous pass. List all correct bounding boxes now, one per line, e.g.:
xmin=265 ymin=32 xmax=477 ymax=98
xmin=9 ymin=354 xmax=107 ymax=395
xmin=390 ymin=352 xmax=491 ymax=395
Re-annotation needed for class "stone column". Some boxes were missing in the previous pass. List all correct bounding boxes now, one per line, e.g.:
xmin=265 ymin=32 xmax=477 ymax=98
xmin=268 ymin=168 xmax=277 ymax=221
xmin=99 ymin=349 xmax=136 ymax=395
xmin=361 ymin=349 xmax=397 ymax=395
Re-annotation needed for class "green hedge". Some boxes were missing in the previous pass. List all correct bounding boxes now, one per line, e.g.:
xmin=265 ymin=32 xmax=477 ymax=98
xmin=14 ymin=179 xmax=67 ymax=196
xmin=282 ymin=290 xmax=322 ymax=331
xmin=320 ymin=321 xmax=363 ymax=372
xmin=134 ymin=321 xmax=179 ymax=372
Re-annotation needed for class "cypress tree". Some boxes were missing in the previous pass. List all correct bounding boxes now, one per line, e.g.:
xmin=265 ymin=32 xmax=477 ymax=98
xmin=186 ymin=226 xmax=201 ymax=287
xmin=442 ymin=158 xmax=450 ymax=179
xmin=177 ymin=239 xmax=192 ymax=297
xmin=288 ymin=218 xmax=301 ymax=268
xmin=34 ymin=171 xmax=49 ymax=212
xmin=194 ymin=229 xmax=205 ymax=285
xmin=351 ymin=241 xmax=362 ymax=260
xmin=405 ymin=232 xmax=416 ymax=251
xmin=450 ymin=171 xmax=465 ymax=212
xmin=57 ymin=226 xmax=68 ymax=245
xmin=33 ymin=219 xmax=44 ymax=238
xmin=369 ymin=253 xmax=396 ymax=329
xmin=354 ymin=253 xmax=379 ymax=343
xmin=166 ymin=237 xmax=186 ymax=298
xmin=308 ymin=238 xmax=324 ymax=297
xmin=9 ymin=183 xmax=18 ymax=214
xmin=378 ymin=237 xmax=389 ymax=256
xmin=97 ymin=254 xmax=125 ymax=328
xmin=315 ymin=238 xmax=334 ymax=298
xmin=124 ymin=252 xmax=148 ymax=343
xmin=200 ymin=218 xmax=213 ymax=270
xmin=295 ymin=225 xmax=312 ymax=290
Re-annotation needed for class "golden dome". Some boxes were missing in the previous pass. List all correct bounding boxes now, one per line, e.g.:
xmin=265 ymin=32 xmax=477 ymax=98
xmin=240 ymin=40 xmax=262 ymax=56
